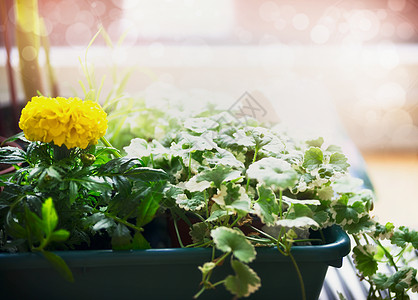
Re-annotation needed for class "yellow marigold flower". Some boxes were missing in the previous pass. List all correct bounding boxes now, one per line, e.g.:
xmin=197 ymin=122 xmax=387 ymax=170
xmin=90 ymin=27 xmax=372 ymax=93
xmin=19 ymin=96 xmax=108 ymax=149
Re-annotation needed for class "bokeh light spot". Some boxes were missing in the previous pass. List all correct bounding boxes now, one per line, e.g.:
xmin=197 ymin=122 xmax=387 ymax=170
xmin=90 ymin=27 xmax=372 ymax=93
xmin=376 ymin=82 xmax=406 ymax=108
xmin=65 ymin=22 xmax=93 ymax=47
xmin=292 ymin=13 xmax=309 ymax=31
xmin=310 ymin=25 xmax=330 ymax=44
xmin=22 ymin=46 xmax=37 ymax=61
xmin=259 ymin=1 xmax=280 ymax=22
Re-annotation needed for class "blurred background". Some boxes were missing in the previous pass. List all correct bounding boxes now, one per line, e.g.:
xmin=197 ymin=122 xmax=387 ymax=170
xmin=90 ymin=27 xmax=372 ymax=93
xmin=0 ymin=0 xmax=418 ymax=227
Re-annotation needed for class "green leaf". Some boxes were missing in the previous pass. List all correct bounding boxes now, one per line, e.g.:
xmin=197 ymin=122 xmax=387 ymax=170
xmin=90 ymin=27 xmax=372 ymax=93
xmin=42 ymin=251 xmax=74 ymax=282
xmin=332 ymin=176 xmax=363 ymax=194
xmin=111 ymin=224 xmax=132 ymax=250
xmin=184 ymin=116 xmax=219 ymax=133
xmin=224 ymin=260 xmax=261 ymax=298
xmin=253 ymin=185 xmax=279 ymax=226
xmin=342 ymin=215 xmax=375 ymax=234
xmin=329 ymin=152 xmax=350 ymax=171
xmin=176 ymin=192 xmax=206 ymax=211
xmin=197 ymin=165 xmax=242 ymax=189
xmin=190 ymin=222 xmax=210 ymax=244
xmin=203 ymin=149 xmax=244 ymax=169
xmin=391 ymin=226 xmax=418 ymax=249
xmin=331 ymin=195 xmax=366 ymax=226
xmin=302 ymin=147 xmax=323 ymax=171
xmin=211 ymin=227 xmax=256 ymax=263
xmin=352 ymin=245 xmax=378 ymax=277
xmin=135 ymin=183 xmax=163 ymax=226
xmin=372 ymin=273 xmax=389 ymax=290
xmin=206 ymin=209 xmax=231 ymax=222
xmin=69 ymin=181 xmax=78 ymax=204
xmin=0 ymin=146 xmax=27 ymax=164
xmin=212 ymin=182 xmax=251 ymax=213
xmin=124 ymin=167 xmax=168 ymax=182
xmin=41 ymin=198 xmax=58 ymax=235
xmin=247 ymin=157 xmax=298 ymax=190
xmin=131 ymin=232 xmax=151 ymax=250
xmin=176 ymin=132 xmax=216 ymax=152
xmin=373 ymin=267 xmax=417 ymax=293
xmin=50 ymin=229 xmax=70 ymax=242
xmin=306 ymin=137 xmax=324 ymax=148
xmin=276 ymin=216 xmax=319 ymax=229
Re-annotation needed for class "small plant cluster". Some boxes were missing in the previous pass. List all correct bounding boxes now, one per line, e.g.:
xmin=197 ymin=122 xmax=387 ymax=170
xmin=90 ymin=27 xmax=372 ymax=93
xmin=0 ymin=97 xmax=167 ymax=281
xmin=123 ymin=111 xmax=418 ymax=299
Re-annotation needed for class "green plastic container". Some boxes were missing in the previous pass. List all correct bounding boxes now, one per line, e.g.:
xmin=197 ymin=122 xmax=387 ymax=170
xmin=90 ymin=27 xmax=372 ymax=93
xmin=0 ymin=226 xmax=350 ymax=300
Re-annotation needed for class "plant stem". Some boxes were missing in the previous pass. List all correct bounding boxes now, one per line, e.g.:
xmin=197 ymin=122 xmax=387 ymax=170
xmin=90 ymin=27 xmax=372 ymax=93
xmin=288 ymin=251 xmax=306 ymax=300
xmin=92 ymin=208 xmax=143 ymax=233
xmin=279 ymin=189 xmax=283 ymax=219
xmin=100 ymin=136 xmax=121 ymax=158
xmin=246 ymin=146 xmax=259 ymax=192
xmin=173 ymin=219 xmax=185 ymax=248
xmin=248 ymin=225 xmax=278 ymax=242
xmin=376 ymin=239 xmax=399 ymax=272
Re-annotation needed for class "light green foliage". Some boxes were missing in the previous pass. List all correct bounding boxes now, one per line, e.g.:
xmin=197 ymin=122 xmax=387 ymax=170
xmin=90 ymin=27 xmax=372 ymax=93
xmin=122 ymin=111 xmax=394 ymax=299
xmin=247 ymin=157 xmax=298 ymax=190
xmin=391 ymin=227 xmax=418 ymax=249
xmin=211 ymin=227 xmax=256 ymax=263
xmin=224 ymin=260 xmax=261 ymax=298
xmin=352 ymin=245 xmax=378 ymax=277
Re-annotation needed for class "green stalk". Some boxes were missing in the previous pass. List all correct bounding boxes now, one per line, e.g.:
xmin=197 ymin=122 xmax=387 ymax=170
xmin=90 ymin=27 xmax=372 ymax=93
xmin=246 ymin=146 xmax=259 ymax=192
xmin=375 ymin=239 xmax=399 ymax=272
xmin=288 ymin=251 xmax=306 ymax=300
xmin=173 ymin=219 xmax=185 ymax=248
xmin=100 ymin=136 xmax=122 ymax=158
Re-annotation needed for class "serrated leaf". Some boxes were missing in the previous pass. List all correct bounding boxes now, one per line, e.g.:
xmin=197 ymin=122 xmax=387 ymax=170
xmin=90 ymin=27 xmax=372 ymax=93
xmin=253 ymin=185 xmax=279 ymax=226
xmin=42 ymin=251 xmax=74 ymax=282
xmin=329 ymin=152 xmax=350 ymax=171
xmin=391 ymin=227 xmax=418 ymax=249
xmin=342 ymin=215 xmax=375 ymax=234
xmin=197 ymin=165 xmax=242 ymax=189
xmin=176 ymin=132 xmax=217 ymax=152
xmin=184 ymin=117 xmax=219 ymax=133
xmin=212 ymin=183 xmax=251 ymax=213
xmin=190 ymin=222 xmax=209 ymax=243
xmin=184 ymin=175 xmax=212 ymax=192
xmin=302 ymin=147 xmax=323 ymax=171
xmin=317 ymin=186 xmax=334 ymax=201
xmin=352 ymin=245 xmax=378 ymax=277
xmin=0 ymin=146 xmax=27 ymax=164
xmin=306 ymin=137 xmax=324 ymax=148
xmin=224 ymin=260 xmax=261 ymax=298
xmin=211 ymin=227 xmax=256 ymax=263
xmin=176 ymin=192 xmax=206 ymax=211
xmin=282 ymin=196 xmax=321 ymax=206
xmin=276 ymin=216 xmax=319 ymax=229
xmin=203 ymin=149 xmax=244 ymax=169
xmin=206 ymin=208 xmax=232 ymax=222
xmin=373 ymin=267 xmax=418 ymax=293
xmin=247 ymin=157 xmax=298 ymax=190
